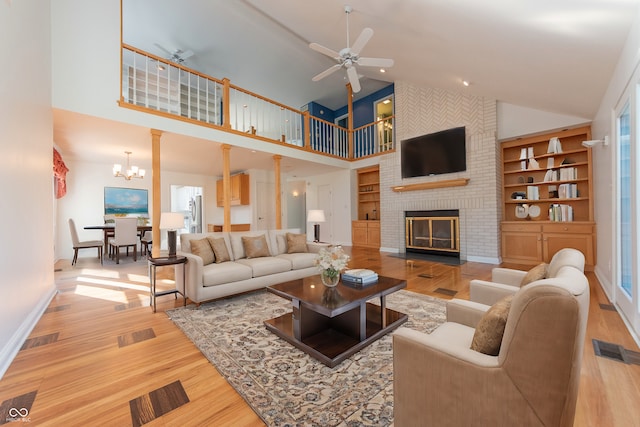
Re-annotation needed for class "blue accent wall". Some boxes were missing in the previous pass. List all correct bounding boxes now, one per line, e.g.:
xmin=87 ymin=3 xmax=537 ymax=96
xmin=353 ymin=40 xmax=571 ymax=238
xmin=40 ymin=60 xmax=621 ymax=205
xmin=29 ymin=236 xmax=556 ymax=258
xmin=307 ymin=101 xmax=335 ymax=123
xmin=335 ymin=83 xmax=395 ymax=128
xmin=306 ymin=83 xmax=395 ymax=156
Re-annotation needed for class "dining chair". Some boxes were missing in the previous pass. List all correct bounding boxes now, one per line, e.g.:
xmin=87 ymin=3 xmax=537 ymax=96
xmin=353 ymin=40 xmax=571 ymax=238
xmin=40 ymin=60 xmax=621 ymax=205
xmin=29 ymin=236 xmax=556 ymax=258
xmin=140 ymin=230 xmax=152 ymax=256
xmin=108 ymin=217 xmax=138 ymax=264
xmin=103 ymin=214 xmax=116 ymax=241
xmin=69 ymin=218 xmax=103 ymax=265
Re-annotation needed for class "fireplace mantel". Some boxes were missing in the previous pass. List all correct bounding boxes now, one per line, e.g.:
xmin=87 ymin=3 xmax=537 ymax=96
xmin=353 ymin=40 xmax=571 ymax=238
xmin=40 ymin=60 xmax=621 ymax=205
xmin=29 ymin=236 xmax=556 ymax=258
xmin=391 ymin=178 xmax=470 ymax=192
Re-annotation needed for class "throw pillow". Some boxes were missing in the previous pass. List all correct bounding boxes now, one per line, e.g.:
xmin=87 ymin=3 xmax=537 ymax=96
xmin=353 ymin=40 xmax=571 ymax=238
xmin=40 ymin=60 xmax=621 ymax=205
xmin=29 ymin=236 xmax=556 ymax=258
xmin=520 ymin=263 xmax=548 ymax=286
xmin=242 ymin=235 xmax=271 ymax=258
xmin=470 ymin=294 xmax=514 ymax=356
xmin=208 ymin=237 xmax=231 ymax=263
xmin=190 ymin=238 xmax=215 ymax=265
xmin=286 ymin=233 xmax=308 ymax=254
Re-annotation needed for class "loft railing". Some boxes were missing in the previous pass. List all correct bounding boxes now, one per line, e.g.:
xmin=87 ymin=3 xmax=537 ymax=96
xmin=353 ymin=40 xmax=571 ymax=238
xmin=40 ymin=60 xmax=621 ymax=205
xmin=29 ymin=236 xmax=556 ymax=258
xmin=120 ymin=44 xmax=394 ymax=160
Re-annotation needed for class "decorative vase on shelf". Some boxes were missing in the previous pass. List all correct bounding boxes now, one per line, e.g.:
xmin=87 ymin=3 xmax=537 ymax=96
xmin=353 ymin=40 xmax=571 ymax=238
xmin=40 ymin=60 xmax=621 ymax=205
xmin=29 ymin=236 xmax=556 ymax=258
xmin=320 ymin=269 xmax=340 ymax=288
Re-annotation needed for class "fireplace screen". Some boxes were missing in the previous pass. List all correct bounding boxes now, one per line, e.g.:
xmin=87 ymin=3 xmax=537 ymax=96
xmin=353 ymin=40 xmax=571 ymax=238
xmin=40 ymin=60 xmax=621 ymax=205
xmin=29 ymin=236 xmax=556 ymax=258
xmin=405 ymin=216 xmax=460 ymax=253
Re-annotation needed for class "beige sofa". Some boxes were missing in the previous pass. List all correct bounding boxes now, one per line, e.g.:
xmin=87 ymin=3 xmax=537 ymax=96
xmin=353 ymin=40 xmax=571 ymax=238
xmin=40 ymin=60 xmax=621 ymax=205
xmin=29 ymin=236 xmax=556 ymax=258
xmin=394 ymin=264 xmax=590 ymax=426
xmin=179 ymin=228 xmax=321 ymax=304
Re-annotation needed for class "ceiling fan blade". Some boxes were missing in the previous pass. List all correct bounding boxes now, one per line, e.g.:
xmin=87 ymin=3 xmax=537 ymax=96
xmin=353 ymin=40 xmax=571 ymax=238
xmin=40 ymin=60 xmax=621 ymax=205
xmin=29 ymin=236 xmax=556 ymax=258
xmin=309 ymin=43 xmax=340 ymax=59
xmin=356 ymin=57 xmax=394 ymax=68
xmin=347 ymin=66 xmax=361 ymax=93
xmin=177 ymin=49 xmax=194 ymax=60
xmin=153 ymin=43 xmax=173 ymax=56
xmin=350 ymin=27 xmax=373 ymax=55
xmin=312 ymin=64 xmax=342 ymax=82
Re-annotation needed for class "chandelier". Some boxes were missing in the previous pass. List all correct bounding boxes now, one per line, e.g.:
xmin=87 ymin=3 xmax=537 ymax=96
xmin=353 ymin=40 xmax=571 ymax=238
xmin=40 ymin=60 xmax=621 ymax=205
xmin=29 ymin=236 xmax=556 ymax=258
xmin=113 ymin=151 xmax=145 ymax=180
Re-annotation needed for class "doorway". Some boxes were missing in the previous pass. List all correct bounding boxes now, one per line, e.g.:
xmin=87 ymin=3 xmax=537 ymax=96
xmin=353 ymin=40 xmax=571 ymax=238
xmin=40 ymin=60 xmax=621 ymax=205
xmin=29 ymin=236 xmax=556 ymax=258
xmin=374 ymin=95 xmax=394 ymax=152
xmin=614 ymin=100 xmax=637 ymax=330
xmin=170 ymin=185 xmax=203 ymax=233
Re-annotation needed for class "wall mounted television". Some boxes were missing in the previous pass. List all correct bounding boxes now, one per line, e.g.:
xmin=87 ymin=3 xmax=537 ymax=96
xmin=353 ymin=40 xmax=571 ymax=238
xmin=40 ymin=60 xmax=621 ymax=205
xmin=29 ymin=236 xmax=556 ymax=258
xmin=401 ymin=126 xmax=466 ymax=178
xmin=104 ymin=187 xmax=149 ymax=216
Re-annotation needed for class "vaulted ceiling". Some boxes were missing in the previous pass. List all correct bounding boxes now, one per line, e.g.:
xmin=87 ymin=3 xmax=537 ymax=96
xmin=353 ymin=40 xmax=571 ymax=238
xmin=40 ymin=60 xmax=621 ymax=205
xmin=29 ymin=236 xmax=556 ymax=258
xmin=55 ymin=0 xmax=640 ymax=177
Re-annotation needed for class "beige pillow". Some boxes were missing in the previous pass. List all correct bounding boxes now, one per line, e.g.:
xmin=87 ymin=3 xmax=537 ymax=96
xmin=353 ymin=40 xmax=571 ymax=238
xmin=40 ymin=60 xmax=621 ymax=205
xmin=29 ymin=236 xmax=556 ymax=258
xmin=242 ymin=235 xmax=270 ymax=258
xmin=286 ymin=233 xmax=308 ymax=254
xmin=470 ymin=295 xmax=514 ymax=356
xmin=208 ymin=237 xmax=231 ymax=263
xmin=190 ymin=238 xmax=214 ymax=265
xmin=520 ymin=263 xmax=548 ymax=286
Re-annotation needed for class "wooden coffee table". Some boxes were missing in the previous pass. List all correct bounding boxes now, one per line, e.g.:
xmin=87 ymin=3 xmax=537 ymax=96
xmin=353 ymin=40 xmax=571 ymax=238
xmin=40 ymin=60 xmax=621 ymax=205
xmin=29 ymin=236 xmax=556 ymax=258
xmin=264 ymin=275 xmax=408 ymax=367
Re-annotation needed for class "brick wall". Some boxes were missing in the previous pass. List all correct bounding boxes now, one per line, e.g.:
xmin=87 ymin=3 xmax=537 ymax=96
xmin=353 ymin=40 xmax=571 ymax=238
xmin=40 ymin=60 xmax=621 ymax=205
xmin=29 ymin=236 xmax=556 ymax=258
xmin=380 ymin=82 xmax=500 ymax=263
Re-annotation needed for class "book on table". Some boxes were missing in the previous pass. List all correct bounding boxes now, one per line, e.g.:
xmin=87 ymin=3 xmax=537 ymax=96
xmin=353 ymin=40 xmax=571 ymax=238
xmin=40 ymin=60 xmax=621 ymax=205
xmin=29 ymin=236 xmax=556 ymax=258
xmin=342 ymin=269 xmax=378 ymax=285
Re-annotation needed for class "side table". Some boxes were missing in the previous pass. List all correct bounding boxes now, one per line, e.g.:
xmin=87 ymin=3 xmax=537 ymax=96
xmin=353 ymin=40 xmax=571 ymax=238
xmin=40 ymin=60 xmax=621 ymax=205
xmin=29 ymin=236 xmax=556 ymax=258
xmin=148 ymin=255 xmax=187 ymax=312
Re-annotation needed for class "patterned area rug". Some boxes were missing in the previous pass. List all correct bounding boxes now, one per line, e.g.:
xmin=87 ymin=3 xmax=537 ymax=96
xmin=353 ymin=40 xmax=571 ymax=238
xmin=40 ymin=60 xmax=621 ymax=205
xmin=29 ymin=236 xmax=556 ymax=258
xmin=166 ymin=289 xmax=446 ymax=426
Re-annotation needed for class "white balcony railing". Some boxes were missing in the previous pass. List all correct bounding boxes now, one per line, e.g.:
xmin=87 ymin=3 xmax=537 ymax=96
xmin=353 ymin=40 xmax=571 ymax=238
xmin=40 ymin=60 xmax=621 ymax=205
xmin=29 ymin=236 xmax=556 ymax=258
xmin=120 ymin=44 xmax=393 ymax=160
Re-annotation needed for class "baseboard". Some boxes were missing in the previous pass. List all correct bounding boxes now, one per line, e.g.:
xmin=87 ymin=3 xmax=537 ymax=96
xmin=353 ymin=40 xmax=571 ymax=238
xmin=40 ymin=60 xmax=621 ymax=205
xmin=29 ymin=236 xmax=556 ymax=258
xmin=379 ymin=247 xmax=399 ymax=253
xmin=0 ymin=287 xmax=57 ymax=380
xmin=466 ymin=255 xmax=501 ymax=265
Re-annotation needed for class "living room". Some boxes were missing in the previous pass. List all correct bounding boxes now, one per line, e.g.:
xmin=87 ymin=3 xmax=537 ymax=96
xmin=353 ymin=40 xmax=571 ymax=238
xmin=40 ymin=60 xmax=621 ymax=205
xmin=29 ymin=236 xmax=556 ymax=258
xmin=3 ymin=0 xmax=640 ymax=425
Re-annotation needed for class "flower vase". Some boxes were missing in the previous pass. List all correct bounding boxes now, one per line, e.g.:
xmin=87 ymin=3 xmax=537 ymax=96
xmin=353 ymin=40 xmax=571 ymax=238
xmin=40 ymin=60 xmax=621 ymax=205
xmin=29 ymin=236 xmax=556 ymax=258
xmin=320 ymin=270 xmax=340 ymax=288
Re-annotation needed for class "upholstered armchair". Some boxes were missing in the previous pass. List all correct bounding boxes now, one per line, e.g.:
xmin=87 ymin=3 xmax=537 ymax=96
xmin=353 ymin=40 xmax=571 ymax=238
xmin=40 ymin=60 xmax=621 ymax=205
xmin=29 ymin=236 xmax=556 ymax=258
xmin=393 ymin=266 xmax=589 ymax=427
xmin=469 ymin=247 xmax=585 ymax=306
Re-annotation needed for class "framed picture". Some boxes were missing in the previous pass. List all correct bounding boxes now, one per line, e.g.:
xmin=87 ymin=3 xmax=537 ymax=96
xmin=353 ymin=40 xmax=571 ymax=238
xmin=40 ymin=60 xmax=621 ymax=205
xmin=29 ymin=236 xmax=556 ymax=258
xmin=104 ymin=187 xmax=149 ymax=216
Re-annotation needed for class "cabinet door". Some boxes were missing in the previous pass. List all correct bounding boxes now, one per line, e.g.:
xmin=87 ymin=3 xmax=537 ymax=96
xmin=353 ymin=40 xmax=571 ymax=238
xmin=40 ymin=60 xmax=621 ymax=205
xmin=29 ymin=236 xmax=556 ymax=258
xmin=543 ymin=233 xmax=595 ymax=267
xmin=352 ymin=221 xmax=368 ymax=246
xmin=367 ymin=222 xmax=381 ymax=247
xmin=230 ymin=175 xmax=241 ymax=204
xmin=216 ymin=180 xmax=223 ymax=207
xmin=502 ymin=231 xmax=543 ymax=264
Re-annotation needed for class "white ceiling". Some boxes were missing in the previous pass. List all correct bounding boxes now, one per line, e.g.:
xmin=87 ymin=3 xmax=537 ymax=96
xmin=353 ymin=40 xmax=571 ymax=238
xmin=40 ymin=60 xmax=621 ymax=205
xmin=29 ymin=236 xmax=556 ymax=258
xmin=55 ymin=0 xmax=640 ymax=177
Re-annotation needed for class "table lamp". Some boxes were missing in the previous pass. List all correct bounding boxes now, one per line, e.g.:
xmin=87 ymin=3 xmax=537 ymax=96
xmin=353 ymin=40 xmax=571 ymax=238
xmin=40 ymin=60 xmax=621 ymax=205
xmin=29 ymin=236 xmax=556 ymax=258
xmin=160 ymin=212 xmax=184 ymax=258
xmin=307 ymin=209 xmax=325 ymax=243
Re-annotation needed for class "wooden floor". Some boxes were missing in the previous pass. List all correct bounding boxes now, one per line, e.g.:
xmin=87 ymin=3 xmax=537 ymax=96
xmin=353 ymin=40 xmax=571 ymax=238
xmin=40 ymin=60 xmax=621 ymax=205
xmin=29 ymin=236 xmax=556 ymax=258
xmin=1 ymin=247 xmax=639 ymax=426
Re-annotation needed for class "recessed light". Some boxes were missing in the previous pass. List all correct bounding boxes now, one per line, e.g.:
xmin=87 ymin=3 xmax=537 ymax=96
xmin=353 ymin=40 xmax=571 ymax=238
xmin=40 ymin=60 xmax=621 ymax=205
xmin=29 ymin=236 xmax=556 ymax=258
xmin=462 ymin=80 xmax=470 ymax=87
xmin=380 ymin=69 xmax=386 ymax=73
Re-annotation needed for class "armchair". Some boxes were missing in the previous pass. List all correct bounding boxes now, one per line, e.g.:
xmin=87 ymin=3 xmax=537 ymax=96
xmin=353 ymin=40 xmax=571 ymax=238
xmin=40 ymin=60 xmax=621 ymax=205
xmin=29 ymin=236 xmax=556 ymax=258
xmin=393 ymin=266 xmax=589 ymax=427
xmin=470 ymin=247 xmax=585 ymax=306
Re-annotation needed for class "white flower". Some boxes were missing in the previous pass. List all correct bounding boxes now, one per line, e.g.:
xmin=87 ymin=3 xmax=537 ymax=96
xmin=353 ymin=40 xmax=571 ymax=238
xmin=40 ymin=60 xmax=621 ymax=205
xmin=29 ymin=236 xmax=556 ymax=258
xmin=315 ymin=246 xmax=350 ymax=278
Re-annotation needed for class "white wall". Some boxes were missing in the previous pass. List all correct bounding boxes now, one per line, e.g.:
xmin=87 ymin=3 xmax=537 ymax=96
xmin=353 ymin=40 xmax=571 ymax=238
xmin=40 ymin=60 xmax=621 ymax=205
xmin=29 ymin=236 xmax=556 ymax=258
xmin=305 ymin=169 xmax=352 ymax=245
xmin=497 ymin=102 xmax=589 ymax=140
xmin=591 ymin=5 xmax=640 ymax=300
xmin=0 ymin=1 xmax=56 ymax=378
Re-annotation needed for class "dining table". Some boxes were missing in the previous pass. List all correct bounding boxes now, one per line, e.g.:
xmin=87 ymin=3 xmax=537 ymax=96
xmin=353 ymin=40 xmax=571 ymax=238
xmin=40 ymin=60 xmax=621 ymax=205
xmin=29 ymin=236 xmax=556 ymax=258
xmin=84 ymin=224 xmax=153 ymax=254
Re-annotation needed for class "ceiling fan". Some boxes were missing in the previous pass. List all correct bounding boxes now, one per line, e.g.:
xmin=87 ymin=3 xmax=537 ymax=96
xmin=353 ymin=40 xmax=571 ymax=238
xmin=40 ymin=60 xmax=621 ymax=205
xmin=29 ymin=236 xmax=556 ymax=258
xmin=154 ymin=43 xmax=194 ymax=64
xmin=309 ymin=5 xmax=393 ymax=93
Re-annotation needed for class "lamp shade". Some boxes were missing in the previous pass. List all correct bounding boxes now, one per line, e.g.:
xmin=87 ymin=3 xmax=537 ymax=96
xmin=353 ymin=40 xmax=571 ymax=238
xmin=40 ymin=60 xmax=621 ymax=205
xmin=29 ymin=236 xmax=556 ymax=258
xmin=160 ymin=212 xmax=184 ymax=230
xmin=307 ymin=209 xmax=326 ymax=223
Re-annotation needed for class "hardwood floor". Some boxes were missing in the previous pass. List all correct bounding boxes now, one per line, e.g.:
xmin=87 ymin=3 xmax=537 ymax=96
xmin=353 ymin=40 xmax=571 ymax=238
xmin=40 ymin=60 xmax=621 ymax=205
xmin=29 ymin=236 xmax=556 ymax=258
xmin=1 ymin=247 xmax=639 ymax=426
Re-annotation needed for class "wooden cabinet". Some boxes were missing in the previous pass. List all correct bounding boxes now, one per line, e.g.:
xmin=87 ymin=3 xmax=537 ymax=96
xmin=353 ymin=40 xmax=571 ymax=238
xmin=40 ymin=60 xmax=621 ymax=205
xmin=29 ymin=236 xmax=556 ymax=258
xmin=352 ymin=220 xmax=380 ymax=248
xmin=353 ymin=165 xmax=381 ymax=248
xmin=216 ymin=174 xmax=250 ymax=207
xmin=357 ymin=165 xmax=380 ymax=221
xmin=501 ymin=126 xmax=596 ymax=270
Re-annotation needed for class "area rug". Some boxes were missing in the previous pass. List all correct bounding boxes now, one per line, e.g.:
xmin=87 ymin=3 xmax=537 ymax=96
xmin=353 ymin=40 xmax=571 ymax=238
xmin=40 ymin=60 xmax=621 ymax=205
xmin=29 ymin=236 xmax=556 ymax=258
xmin=166 ymin=289 xmax=446 ymax=426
